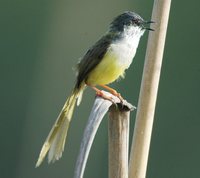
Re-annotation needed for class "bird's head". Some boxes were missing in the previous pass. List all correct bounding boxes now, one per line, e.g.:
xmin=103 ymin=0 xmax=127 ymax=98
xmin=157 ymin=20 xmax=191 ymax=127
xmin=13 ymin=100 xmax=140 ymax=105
xmin=110 ymin=11 xmax=154 ymax=34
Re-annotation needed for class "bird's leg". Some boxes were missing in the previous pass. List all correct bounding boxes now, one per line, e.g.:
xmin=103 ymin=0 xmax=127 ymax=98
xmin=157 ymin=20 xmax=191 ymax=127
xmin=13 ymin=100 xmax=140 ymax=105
xmin=90 ymin=86 xmax=114 ymax=102
xmin=99 ymin=84 xmax=124 ymax=102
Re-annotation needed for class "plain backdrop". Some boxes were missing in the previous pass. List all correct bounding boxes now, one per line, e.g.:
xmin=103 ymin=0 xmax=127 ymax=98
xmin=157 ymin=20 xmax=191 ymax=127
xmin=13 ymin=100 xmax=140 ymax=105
xmin=1 ymin=0 xmax=200 ymax=178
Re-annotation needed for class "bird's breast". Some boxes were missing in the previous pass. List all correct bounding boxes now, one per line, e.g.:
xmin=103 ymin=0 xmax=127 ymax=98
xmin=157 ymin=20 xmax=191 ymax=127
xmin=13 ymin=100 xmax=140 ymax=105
xmin=108 ymin=36 xmax=139 ymax=69
xmin=86 ymin=37 xmax=139 ymax=86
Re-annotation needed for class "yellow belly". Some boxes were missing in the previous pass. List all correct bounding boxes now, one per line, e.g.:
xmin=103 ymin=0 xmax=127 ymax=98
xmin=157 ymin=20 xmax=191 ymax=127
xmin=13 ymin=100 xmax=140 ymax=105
xmin=86 ymin=52 xmax=126 ymax=86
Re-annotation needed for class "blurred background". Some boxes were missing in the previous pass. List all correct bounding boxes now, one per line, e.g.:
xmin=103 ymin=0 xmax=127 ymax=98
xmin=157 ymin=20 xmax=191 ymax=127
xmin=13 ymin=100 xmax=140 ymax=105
xmin=1 ymin=0 xmax=200 ymax=178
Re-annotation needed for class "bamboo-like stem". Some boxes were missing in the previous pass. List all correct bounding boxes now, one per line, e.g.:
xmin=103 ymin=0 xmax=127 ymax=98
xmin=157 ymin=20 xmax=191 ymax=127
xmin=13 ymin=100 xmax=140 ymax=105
xmin=128 ymin=1 xmax=171 ymax=178
xmin=74 ymin=92 xmax=112 ymax=178
xmin=74 ymin=91 xmax=134 ymax=178
xmin=108 ymin=104 xmax=134 ymax=178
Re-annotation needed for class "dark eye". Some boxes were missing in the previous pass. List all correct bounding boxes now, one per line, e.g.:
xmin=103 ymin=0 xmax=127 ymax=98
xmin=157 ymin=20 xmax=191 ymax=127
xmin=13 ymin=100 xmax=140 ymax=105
xmin=132 ymin=19 xmax=139 ymax=25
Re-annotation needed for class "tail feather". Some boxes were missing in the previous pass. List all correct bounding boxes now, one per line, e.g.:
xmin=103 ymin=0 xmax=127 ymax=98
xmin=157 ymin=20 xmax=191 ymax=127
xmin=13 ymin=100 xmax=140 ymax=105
xmin=76 ymin=86 xmax=85 ymax=106
xmin=36 ymin=87 xmax=83 ymax=167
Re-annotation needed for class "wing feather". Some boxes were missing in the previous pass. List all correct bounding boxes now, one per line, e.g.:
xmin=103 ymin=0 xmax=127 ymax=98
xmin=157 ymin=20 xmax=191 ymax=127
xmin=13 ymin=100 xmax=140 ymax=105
xmin=75 ymin=33 xmax=115 ymax=88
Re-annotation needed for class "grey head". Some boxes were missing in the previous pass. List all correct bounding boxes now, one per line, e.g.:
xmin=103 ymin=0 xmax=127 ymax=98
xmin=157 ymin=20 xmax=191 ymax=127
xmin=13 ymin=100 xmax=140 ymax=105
xmin=110 ymin=11 xmax=154 ymax=33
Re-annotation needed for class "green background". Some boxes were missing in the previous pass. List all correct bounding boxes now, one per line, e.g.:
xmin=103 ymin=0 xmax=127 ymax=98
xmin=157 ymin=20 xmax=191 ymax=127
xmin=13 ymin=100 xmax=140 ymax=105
xmin=1 ymin=0 xmax=200 ymax=178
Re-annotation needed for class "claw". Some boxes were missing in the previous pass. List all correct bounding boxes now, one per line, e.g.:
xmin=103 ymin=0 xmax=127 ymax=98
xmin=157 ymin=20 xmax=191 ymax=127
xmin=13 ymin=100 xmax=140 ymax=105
xmin=89 ymin=85 xmax=125 ymax=104
xmin=90 ymin=86 xmax=115 ymax=103
xmin=99 ymin=85 xmax=124 ymax=103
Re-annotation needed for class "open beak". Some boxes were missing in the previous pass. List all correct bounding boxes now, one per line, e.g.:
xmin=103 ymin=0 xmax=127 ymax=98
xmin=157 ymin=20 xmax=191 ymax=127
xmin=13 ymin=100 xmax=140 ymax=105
xmin=143 ymin=20 xmax=155 ymax=31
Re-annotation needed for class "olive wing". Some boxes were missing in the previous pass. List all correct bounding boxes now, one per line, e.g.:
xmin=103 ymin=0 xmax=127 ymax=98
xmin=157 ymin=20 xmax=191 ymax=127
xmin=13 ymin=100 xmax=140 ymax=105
xmin=76 ymin=34 xmax=113 ymax=88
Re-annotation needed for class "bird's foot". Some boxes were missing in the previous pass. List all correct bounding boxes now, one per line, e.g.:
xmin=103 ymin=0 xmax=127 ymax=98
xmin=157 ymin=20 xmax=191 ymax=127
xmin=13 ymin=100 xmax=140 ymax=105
xmin=90 ymin=86 xmax=115 ymax=103
xmin=99 ymin=84 xmax=124 ymax=103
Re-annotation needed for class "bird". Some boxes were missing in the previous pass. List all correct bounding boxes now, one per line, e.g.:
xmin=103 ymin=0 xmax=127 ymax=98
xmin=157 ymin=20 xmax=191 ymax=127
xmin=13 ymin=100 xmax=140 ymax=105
xmin=36 ymin=11 xmax=154 ymax=167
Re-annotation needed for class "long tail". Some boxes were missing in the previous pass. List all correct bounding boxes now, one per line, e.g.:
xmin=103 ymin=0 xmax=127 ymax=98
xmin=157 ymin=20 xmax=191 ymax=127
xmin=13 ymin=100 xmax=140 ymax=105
xmin=36 ymin=86 xmax=84 ymax=167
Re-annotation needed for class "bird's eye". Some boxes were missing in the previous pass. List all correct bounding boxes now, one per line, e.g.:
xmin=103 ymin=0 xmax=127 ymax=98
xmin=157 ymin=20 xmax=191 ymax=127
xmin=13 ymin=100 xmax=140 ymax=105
xmin=135 ymin=19 xmax=138 ymax=23
xmin=133 ymin=19 xmax=139 ymax=25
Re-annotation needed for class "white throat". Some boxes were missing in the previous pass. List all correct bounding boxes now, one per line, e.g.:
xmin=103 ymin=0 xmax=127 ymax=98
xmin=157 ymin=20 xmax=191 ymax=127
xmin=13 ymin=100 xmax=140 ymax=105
xmin=109 ymin=26 xmax=145 ymax=69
